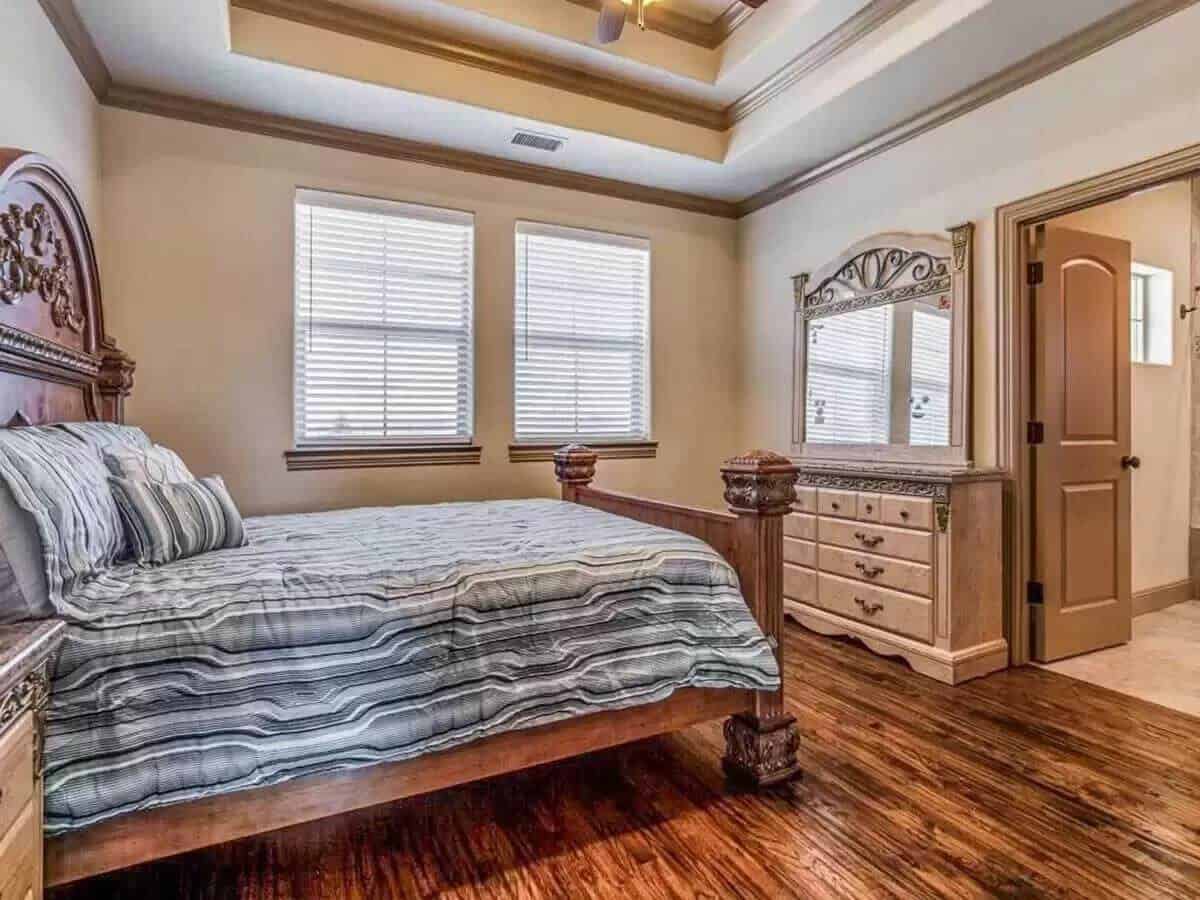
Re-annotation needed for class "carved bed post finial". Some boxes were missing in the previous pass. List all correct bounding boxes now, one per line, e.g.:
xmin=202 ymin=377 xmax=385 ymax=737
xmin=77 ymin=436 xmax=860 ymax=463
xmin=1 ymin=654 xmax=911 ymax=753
xmin=97 ymin=336 xmax=135 ymax=424
xmin=719 ymin=450 xmax=802 ymax=788
xmin=553 ymin=444 xmax=598 ymax=503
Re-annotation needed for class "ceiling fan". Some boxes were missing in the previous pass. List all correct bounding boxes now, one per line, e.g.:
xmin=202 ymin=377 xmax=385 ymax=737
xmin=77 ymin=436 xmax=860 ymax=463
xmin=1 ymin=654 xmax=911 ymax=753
xmin=597 ymin=0 xmax=766 ymax=45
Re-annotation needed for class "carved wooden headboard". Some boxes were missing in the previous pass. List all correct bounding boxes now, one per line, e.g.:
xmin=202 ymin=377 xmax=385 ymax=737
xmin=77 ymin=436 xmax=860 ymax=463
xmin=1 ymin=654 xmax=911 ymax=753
xmin=0 ymin=150 xmax=133 ymax=427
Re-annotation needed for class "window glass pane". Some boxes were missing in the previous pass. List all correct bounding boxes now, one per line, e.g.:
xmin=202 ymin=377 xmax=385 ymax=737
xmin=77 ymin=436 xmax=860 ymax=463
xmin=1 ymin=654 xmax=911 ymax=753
xmin=514 ymin=224 xmax=650 ymax=442
xmin=805 ymin=305 xmax=893 ymax=444
xmin=910 ymin=307 xmax=952 ymax=446
xmin=294 ymin=192 xmax=474 ymax=445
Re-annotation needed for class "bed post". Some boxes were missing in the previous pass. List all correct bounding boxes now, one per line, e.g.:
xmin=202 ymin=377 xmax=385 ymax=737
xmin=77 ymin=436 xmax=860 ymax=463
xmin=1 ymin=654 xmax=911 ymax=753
xmin=720 ymin=450 xmax=801 ymax=787
xmin=554 ymin=444 xmax=598 ymax=502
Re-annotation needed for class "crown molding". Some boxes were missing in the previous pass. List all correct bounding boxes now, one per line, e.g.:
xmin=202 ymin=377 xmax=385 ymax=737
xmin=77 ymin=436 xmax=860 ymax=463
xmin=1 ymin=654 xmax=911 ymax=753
xmin=736 ymin=0 xmax=1200 ymax=216
xmin=38 ymin=0 xmax=1196 ymax=222
xmin=36 ymin=0 xmax=111 ymax=99
xmin=564 ymin=0 xmax=754 ymax=50
xmin=233 ymin=0 xmax=728 ymax=131
xmin=101 ymin=84 xmax=740 ymax=218
xmin=726 ymin=0 xmax=917 ymax=125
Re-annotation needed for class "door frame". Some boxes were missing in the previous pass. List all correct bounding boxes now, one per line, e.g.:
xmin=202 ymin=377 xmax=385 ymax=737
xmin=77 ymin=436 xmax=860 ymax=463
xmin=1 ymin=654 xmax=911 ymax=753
xmin=996 ymin=142 xmax=1200 ymax=666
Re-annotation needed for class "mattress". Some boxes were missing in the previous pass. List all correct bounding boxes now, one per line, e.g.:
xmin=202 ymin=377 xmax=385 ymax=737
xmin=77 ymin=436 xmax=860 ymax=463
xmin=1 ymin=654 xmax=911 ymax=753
xmin=43 ymin=499 xmax=779 ymax=834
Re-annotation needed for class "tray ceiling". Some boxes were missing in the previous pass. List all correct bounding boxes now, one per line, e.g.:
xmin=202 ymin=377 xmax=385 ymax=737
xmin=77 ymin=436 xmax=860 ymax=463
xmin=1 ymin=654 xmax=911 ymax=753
xmin=67 ymin=0 xmax=1187 ymax=214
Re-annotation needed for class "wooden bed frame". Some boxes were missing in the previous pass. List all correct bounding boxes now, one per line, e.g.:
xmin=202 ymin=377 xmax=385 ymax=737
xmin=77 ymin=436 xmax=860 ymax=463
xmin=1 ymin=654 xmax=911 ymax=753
xmin=0 ymin=149 xmax=800 ymax=887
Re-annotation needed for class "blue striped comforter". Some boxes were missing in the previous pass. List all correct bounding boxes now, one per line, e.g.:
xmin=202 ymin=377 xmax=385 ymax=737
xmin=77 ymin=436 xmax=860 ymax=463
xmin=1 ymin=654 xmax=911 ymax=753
xmin=43 ymin=499 xmax=779 ymax=834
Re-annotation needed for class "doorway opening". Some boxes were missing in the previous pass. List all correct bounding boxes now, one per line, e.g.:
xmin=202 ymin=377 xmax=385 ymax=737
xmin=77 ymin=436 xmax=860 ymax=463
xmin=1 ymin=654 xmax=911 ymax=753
xmin=1021 ymin=179 xmax=1199 ymax=716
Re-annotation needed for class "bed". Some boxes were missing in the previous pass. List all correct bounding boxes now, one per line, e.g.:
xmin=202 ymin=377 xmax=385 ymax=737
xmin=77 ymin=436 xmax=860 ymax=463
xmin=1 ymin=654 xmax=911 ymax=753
xmin=0 ymin=149 xmax=801 ymax=887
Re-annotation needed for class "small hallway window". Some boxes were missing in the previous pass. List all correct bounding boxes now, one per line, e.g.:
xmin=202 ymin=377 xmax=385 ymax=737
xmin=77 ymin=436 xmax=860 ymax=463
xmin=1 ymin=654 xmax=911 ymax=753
xmin=1130 ymin=262 xmax=1173 ymax=366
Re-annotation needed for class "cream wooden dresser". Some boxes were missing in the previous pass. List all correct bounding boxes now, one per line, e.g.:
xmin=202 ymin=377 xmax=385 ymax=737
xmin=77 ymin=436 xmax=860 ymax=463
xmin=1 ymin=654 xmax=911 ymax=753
xmin=0 ymin=621 xmax=64 ymax=900
xmin=783 ymin=466 xmax=1006 ymax=684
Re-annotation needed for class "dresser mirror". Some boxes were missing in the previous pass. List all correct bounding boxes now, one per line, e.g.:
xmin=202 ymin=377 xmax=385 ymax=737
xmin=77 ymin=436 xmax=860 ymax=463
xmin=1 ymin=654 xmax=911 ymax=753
xmin=792 ymin=225 xmax=974 ymax=467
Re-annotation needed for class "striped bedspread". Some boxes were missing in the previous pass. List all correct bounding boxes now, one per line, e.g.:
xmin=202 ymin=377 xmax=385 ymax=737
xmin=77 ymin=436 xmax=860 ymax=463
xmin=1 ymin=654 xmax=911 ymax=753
xmin=43 ymin=499 xmax=779 ymax=835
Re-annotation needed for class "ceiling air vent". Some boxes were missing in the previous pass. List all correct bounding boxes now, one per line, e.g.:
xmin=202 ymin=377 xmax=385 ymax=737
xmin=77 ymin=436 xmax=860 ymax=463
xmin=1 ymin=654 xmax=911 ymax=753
xmin=511 ymin=130 xmax=566 ymax=153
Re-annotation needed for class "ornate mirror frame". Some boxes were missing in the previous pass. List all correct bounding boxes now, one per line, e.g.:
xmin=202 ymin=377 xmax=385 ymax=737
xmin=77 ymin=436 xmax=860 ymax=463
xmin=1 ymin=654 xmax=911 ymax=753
xmin=791 ymin=224 xmax=974 ymax=468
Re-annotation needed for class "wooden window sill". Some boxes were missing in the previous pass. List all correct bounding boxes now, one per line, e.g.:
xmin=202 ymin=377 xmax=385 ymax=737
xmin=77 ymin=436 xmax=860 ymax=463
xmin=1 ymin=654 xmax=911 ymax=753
xmin=285 ymin=444 xmax=482 ymax=471
xmin=508 ymin=441 xmax=658 ymax=463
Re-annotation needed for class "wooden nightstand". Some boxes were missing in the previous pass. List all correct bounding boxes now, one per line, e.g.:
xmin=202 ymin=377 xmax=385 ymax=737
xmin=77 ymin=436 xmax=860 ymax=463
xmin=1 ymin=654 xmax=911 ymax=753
xmin=0 ymin=621 xmax=64 ymax=900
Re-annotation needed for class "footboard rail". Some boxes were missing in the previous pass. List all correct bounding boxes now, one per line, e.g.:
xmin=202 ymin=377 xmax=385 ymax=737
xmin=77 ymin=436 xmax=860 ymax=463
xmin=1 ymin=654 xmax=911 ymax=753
xmin=553 ymin=444 xmax=801 ymax=785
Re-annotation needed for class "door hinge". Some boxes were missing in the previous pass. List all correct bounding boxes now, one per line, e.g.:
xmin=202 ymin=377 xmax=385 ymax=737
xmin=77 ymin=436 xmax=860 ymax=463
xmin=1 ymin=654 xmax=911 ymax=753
xmin=1027 ymin=581 xmax=1044 ymax=605
xmin=1027 ymin=261 xmax=1044 ymax=285
xmin=1026 ymin=421 xmax=1045 ymax=445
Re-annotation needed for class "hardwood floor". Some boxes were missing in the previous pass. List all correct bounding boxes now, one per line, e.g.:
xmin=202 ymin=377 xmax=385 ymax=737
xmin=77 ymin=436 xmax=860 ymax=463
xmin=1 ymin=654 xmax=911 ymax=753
xmin=50 ymin=624 xmax=1200 ymax=899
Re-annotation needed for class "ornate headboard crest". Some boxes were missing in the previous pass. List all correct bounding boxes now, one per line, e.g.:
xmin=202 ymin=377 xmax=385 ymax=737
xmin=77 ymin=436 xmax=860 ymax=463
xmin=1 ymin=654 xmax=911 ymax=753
xmin=0 ymin=150 xmax=133 ymax=426
xmin=793 ymin=225 xmax=972 ymax=321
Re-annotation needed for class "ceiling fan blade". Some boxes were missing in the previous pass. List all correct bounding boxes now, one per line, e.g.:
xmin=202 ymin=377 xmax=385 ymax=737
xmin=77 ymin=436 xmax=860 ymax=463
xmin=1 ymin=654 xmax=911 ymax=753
xmin=597 ymin=0 xmax=627 ymax=44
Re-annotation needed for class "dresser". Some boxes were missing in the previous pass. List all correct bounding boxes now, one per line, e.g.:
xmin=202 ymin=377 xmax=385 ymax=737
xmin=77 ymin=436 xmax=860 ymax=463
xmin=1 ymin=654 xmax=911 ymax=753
xmin=784 ymin=466 xmax=1006 ymax=684
xmin=0 ymin=621 xmax=64 ymax=900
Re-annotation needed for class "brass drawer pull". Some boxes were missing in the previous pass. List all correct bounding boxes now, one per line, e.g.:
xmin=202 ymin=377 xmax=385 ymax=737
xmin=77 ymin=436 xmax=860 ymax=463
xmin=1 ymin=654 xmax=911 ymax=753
xmin=830 ymin=501 xmax=840 ymax=511
xmin=899 ymin=510 xmax=910 ymax=520
xmin=863 ymin=503 xmax=873 ymax=513
xmin=854 ymin=561 xmax=885 ymax=578
xmin=854 ymin=596 xmax=884 ymax=616
xmin=854 ymin=531 xmax=884 ymax=548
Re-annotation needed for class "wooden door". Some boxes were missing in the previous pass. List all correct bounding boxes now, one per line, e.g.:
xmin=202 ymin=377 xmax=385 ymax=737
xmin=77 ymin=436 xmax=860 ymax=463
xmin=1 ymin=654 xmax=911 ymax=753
xmin=1030 ymin=225 xmax=1132 ymax=662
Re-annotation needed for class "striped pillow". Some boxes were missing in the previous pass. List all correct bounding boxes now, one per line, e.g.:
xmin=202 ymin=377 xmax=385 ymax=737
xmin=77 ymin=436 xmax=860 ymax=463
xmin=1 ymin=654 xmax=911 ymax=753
xmin=0 ymin=426 xmax=127 ymax=604
xmin=103 ymin=445 xmax=193 ymax=484
xmin=110 ymin=476 xmax=248 ymax=565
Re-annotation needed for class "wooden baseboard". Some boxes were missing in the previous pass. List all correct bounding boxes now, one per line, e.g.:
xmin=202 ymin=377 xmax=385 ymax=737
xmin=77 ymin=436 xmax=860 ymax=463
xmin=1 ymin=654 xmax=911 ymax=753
xmin=1132 ymin=578 xmax=1193 ymax=617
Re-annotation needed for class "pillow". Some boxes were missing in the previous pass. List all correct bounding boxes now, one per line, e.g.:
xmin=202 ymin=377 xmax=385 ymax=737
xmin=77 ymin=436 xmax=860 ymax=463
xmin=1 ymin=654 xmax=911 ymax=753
xmin=0 ymin=426 xmax=126 ymax=604
xmin=0 ymin=478 xmax=51 ymax=623
xmin=103 ymin=445 xmax=194 ymax=484
xmin=110 ymin=475 xmax=247 ymax=565
xmin=56 ymin=422 xmax=153 ymax=452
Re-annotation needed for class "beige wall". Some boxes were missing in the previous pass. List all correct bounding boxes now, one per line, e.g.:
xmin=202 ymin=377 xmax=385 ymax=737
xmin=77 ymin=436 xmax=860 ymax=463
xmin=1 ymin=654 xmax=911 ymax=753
xmin=0 ymin=0 xmax=101 ymax=225
xmin=99 ymin=108 xmax=742 ymax=516
xmin=738 ymin=5 xmax=1200 ymax=471
xmin=1054 ymin=182 xmax=1192 ymax=594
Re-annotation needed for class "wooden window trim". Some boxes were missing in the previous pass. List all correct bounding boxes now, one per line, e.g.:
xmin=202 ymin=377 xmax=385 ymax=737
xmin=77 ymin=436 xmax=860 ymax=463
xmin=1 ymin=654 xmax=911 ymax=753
xmin=508 ymin=441 xmax=658 ymax=463
xmin=285 ymin=444 xmax=482 ymax=470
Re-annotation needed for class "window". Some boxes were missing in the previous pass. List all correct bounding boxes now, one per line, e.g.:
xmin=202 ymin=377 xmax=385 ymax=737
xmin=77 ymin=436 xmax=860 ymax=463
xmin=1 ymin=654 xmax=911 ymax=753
xmin=909 ymin=306 xmax=952 ymax=446
xmin=805 ymin=305 xmax=893 ymax=444
xmin=1130 ymin=262 xmax=1173 ymax=366
xmin=513 ymin=222 xmax=650 ymax=445
xmin=292 ymin=190 xmax=475 ymax=455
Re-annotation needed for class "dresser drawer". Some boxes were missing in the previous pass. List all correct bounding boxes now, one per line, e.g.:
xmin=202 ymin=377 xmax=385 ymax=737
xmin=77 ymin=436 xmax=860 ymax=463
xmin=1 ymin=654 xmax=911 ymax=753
xmin=783 ymin=512 xmax=816 ymax=542
xmin=856 ymin=493 xmax=882 ymax=522
xmin=783 ymin=563 xmax=816 ymax=605
xmin=783 ymin=537 xmax=816 ymax=569
xmin=0 ymin=713 xmax=33 ymax=842
xmin=0 ymin=801 xmax=36 ymax=900
xmin=817 ymin=489 xmax=857 ymax=520
xmin=880 ymin=495 xmax=934 ymax=530
xmin=817 ymin=573 xmax=933 ymax=643
xmin=818 ymin=544 xmax=932 ymax=598
xmin=792 ymin=487 xmax=817 ymax=515
xmin=817 ymin=517 xmax=933 ymax=565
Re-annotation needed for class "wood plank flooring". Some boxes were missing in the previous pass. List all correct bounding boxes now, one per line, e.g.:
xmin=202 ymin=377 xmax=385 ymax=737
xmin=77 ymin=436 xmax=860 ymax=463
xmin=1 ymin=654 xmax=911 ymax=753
xmin=49 ymin=624 xmax=1200 ymax=899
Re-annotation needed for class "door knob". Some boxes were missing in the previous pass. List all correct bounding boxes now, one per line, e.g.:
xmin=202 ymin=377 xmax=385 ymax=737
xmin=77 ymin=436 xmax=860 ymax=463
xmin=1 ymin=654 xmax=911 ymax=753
xmin=1121 ymin=455 xmax=1141 ymax=470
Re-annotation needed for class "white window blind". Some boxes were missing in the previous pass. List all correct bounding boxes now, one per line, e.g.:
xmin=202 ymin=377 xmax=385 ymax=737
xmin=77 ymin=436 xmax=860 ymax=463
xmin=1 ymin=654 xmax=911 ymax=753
xmin=909 ymin=306 xmax=951 ymax=446
xmin=805 ymin=305 xmax=893 ymax=444
xmin=514 ymin=222 xmax=650 ymax=443
xmin=294 ymin=190 xmax=474 ymax=446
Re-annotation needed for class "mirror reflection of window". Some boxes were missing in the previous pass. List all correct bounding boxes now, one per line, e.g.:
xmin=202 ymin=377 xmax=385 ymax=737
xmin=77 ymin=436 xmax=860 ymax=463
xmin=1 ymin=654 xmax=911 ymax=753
xmin=909 ymin=305 xmax=951 ymax=446
xmin=806 ymin=305 xmax=893 ymax=443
